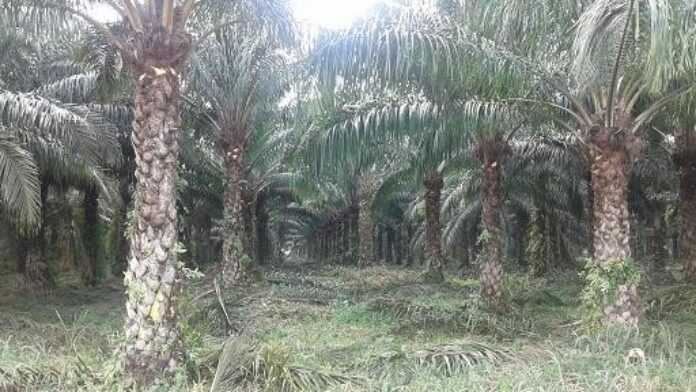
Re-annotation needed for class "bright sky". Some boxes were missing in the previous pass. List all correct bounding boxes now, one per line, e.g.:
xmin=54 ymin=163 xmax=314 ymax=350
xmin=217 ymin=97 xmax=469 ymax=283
xmin=291 ymin=0 xmax=381 ymax=29
xmin=90 ymin=0 xmax=383 ymax=29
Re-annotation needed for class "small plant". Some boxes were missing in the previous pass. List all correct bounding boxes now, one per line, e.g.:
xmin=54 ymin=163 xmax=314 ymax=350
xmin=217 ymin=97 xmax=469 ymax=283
xmin=580 ymin=257 xmax=641 ymax=327
xmin=476 ymin=229 xmax=492 ymax=248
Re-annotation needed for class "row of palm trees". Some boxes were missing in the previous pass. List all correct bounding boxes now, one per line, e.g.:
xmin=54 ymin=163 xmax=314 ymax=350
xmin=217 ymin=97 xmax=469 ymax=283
xmin=3 ymin=0 xmax=696 ymax=387
xmin=294 ymin=0 xmax=696 ymax=326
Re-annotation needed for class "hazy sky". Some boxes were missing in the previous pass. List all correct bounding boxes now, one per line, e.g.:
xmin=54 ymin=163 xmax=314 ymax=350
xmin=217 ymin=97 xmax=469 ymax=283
xmin=291 ymin=0 xmax=381 ymax=28
xmin=90 ymin=0 xmax=382 ymax=28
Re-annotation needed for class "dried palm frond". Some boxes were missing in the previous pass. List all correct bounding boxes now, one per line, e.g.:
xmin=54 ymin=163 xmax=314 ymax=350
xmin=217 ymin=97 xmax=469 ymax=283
xmin=413 ymin=342 xmax=514 ymax=376
xmin=367 ymin=341 xmax=515 ymax=379
xmin=209 ymin=337 xmax=361 ymax=392
xmin=367 ymin=297 xmax=468 ymax=325
xmin=0 ymin=364 xmax=64 ymax=390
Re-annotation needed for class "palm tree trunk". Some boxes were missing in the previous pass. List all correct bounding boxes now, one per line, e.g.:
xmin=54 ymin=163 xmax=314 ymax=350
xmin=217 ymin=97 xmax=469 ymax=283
xmin=221 ymin=144 xmax=251 ymax=285
xmin=527 ymin=209 xmax=547 ymax=277
xmin=277 ymin=221 xmax=285 ymax=264
xmin=358 ymin=174 xmax=378 ymax=267
xmin=647 ymin=205 xmax=667 ymax=271
xmin=342 ymin=217 xmax=350 ymax=262
xmin=514 ymin=212 xmax=528 ymax=269
xmin=424 ymin=171 xmax=445 ymax=282
xmin=16 ymin=233 xmax=27 ymax=275
xmin=586 ymin=169 xmax=595 ymax=257
xmin=477 ymin=138 xmax=509 ymax=305
xmin=406 ymin=223 xmax=415 ymax=266
xmin=123 ymin=64 xmax=185 ymax=383
xmin=116 ymin=166 xmax=133 ymax=275
xmin=242 ymin=189 xmax=256 ymax=262
xmin=376 ymin=227 xmax=384 ymax=262
xmin=350 ymin=205 xmax=359 ymax=263
xmin=589 ymin=139 xmax=639 ymax=325
xmin=37 ymin=181 xmax=55 ymax=286
xmin=385 ymin=227 xmax=394 ymax=264
xmin=328 ymin=225 xmax=335 ymax=261
xmin=676 ymin=152 xmax=696 ymax=281
xmin=480 ymin=157 xmax=504 ymax=304
xmin=458 ymin=230 xmax=471 ymax=276
xmin=255 ymin=192 xmax=269 ymax=265
xmin=82 ymin=186 xmax=100 ymax=286
xmin=394 ymin=224 xmax=404 ymax=265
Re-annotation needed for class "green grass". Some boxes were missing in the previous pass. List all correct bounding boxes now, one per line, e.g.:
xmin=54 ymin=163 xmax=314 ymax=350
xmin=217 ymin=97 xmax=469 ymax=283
xmin=1 ymin=263 xmax=696 ymax=391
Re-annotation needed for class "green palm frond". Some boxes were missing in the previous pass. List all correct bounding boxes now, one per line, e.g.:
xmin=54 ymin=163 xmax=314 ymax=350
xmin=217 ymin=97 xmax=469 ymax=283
xmin=0 ymin=92 xmax=119 ymax=161
xmin=572 ymin=0 xmax=674 ymax=93
xmin=0 ymin=135 xmax=40 ymax=229
xmin=33 ymin=72 xmax=100 ymax=103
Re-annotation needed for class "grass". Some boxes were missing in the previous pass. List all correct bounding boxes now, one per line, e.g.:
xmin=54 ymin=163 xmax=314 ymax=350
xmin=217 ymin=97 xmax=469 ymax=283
xmin=1 ymin=262 xmax=696 ymax=391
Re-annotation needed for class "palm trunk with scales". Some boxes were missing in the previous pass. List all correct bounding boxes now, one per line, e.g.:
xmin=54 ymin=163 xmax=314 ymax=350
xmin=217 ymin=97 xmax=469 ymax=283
xmin=476 ymin=136 xmax=510 ymax=305
xmin=121 ymin=21 xmax=192 ymax=383
xmin=585 ymin=122 xmax=642 ymax=325
xmin=423 ymin=171 xmax=445 ymax=281
xmin=358 ymin=174 xmax=379 ymax=267
xmin=221 ymin=135 xmax=254 ymax=286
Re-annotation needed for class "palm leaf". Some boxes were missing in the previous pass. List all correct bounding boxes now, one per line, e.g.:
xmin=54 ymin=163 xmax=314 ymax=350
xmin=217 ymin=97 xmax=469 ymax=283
xmin=0 ymin=135 xmax=40 ymax=229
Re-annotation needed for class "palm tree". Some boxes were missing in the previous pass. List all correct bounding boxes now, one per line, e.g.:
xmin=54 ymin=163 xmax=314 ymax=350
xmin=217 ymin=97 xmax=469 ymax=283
xmin=310 ymin=0 xmax=548 ymax=302
xmin=11 ymin=0 xmax=294 ymax=382
xmin=188 ymin=20 xmax=293 ymax=285
xmin=454 ymin=0 xmax=688 ymax=323
xmin=0 ymin=91 xmax=116 ymax=229
xmin=1 ymin=20 xmax=122 ymax=287
xmin=308 ymin=111 xmax=415 ymax=267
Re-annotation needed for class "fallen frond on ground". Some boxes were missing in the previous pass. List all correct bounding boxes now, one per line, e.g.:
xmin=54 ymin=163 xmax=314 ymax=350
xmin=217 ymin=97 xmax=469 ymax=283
xmin=209 ymin=336 xmax=363 ymax=392
xmin=366 ymin=340 xmax=515 ymax=381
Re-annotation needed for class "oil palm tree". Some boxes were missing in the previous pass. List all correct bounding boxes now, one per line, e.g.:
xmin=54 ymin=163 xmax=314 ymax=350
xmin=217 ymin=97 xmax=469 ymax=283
xmin=1 ymin=21 xmax=122 ymax=286
xmin=303 ymin=92 xmax=417 ymax=267
xmin=310 ymin=0 xmax=544 ymax=302
xmin=427 ymin=0 xmax=688 ymax=322
xmin=13 ymin=0 xmax=294 ymax=381
xmin=188 ymin=20 xmax=293 ymax=285
xmin=501 ymin=0 xmax=688 ymax=324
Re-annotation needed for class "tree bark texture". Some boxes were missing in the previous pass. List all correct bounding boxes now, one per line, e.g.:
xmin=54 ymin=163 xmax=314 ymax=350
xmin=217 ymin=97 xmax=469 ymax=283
xmin=476 ymin=137 xmax=509 ymax=305
xmin=123 ymin=60 xmax=186 ymax=383
xmin=221 ymin=141 xmax=252 ymax=285
xmin=647 ymin=206 xmax=667 ymax=271
xmin=242 ymin=189 xmax=256 ymax=261
xmin=358 ymin=175 xmax=379 ymax=267
xmin=394 ymin=224 xmax=404 ymax=265
xmin=82 ymin=186 xmax=100 ymax=286
xmin=255 ymin=192 xmax=270 ymax=265
xmin=587 ymin=126 xmax=640 ymax=325
xmin=424 ymin=171 xmax=445 ymax=281
xmin=526 ymin=209 xmax=547 ymax=277
xmin=376 ymin=227 xmax=384 ymax=262
xmin=350 ymin=205 xmax=359 ymax=263
xmin=385 ymin=227 xmax=394 ymax=263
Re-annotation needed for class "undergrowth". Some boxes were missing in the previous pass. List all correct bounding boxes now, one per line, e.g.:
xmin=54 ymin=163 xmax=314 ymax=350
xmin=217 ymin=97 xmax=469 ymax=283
xmin=1 ymin=263 xmax=696 ymax=391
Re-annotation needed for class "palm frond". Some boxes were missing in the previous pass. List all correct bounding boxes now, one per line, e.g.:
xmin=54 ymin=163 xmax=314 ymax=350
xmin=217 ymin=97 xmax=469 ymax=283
xmin=0 ymin=135 xmax=40 ymax=229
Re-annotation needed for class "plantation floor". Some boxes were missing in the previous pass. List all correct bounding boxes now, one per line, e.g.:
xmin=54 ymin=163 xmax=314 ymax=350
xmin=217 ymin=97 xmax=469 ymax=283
xmin=1 ymin=262 xmax=696 ymax=391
